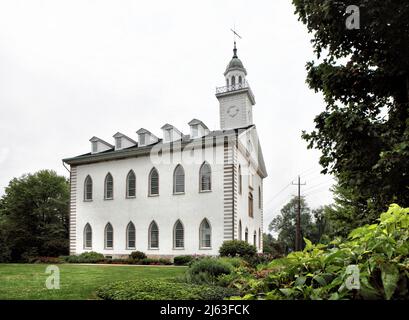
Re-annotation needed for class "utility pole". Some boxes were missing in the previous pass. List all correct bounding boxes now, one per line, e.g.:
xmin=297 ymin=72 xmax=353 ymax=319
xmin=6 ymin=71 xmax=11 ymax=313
xmin=292 ymin=176 xmax=306 ymax=251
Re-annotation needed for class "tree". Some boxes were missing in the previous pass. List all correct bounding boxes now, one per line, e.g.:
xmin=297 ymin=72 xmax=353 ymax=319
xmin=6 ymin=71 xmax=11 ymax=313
xmin=268 ymin=196 xmax=314 ymax=253
xmin=0 ymin=170 xmax=69 ymax=261
xmin=293 ymin=1 xmax=409 ymax=222
xmin=262 ymin=233 xmax=285 ymax=257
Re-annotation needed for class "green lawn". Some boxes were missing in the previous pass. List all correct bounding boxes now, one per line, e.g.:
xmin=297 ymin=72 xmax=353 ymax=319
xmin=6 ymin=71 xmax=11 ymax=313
xmin=0 ymin=264 xmax=186 ymax=300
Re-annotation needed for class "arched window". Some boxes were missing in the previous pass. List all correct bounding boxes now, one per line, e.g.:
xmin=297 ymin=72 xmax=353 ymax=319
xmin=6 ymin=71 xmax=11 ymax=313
xmin=148 ymin=221 xmax=159 ymax=249
xmin=253 ymin=231 xmax=257 ymax=247
xmin=258 ymin=186 xmax=262 ymax=209
xmin=149 ymin=168 xmax=159 ymax=196
xmin=199 ymin=219 xmax=211 ymax=249
xmin=245 ymin=227 xmax=248 ymax=243
xmin=83 ymin=223 xmax=92 ymax=249
xmin=104 ymin=223 xmax=113 ymax=249
xmin=126 ymin=222 xmax=136 ymax=249
xmin=126 ymin=170 xmax=136 ymax=198
xmin=231 ymin=76 xmax=236 ymax=86
xmin=199 ymin=162 xmax=211 ymax=192
xmin=84 ymin=175 xmax=93 ymax=201
xmin=238 ymin=165 xmax=242 ymax=195
xmin=238 ymin=220 xmax=242 ymax=241
xmin=173 ymin=220 xmax=184 ymax=249
xmin=248 ymin=192 xmax=254 ymax=218
xmin=104 ymin=173 xmax=114 ymax=200
xmin=238 ymin=75 xmax=242 ymax=84
xmin=226 ymin=78 xmax=229 ymax=87
xmin=173 ymin=164 xmax=185 ymax=194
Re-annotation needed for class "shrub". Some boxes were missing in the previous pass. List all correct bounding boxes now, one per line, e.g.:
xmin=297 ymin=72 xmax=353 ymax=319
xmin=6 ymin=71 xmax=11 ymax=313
xmin=173 ymin=255 xmax=206 ymax=266
xmin=130 ymin=251 xmax=147 ymax=260
xmin=219 ymin=240 xmax=257 ymax=258
xmin=186 ymin=258 xmax=233 ymax=284
xmin=140 ymin=258 xmax=172 ymax=265
xmin=244 ymin=253 xmax=275 ymax=267
xmin=27 ymin=256 xmax=63 ymax=264
xmin=217 ymin=257 xmax=244 ymax=268
xmin=61 ymin=251 xmax=105 ymax=263
xmin=230 ymin=204 xmax=409 ymax=300
xmin=97 ymin=279 xmax=238 ymax=300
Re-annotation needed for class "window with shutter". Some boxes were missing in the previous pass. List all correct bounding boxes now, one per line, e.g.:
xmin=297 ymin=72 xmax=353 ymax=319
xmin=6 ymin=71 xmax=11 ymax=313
xmin=104 ymin=173 xmax=114 ymax=199
xmin=199 ymin=219 xmax=211 ymax=249
xmin=105 ymin=223 xmax=113 ymax=249
xmin=173 ymin=165 xmax=185 ymax=194
xmin=84 ymin=223 xmax=92 ymax=249
xmin=84 ymin=175 xmax=93 ymax=201
xmin=173 ymin=220 xmax=184 ymax=248
xmin=149 ymin=221 xmax=159 ymax=249
xmin=199 ymin=162 xmax=211 ymax=192
xmin=126 ymin=170 xmax=136 ymax=198
xmin=127 ymin=222 xmax=136 ymax=249
xmin=149 ymin=168 xmax=159 ymax=196
xmin=248 ymin=192 xmax=253 ymax=218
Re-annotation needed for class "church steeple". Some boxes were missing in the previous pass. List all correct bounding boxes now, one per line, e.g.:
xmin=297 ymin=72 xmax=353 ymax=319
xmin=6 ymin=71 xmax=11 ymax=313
xmin=233 ymin=41 xmax=238 ymax=58
xmin=216 ymin=42 xmax=255 ymax=130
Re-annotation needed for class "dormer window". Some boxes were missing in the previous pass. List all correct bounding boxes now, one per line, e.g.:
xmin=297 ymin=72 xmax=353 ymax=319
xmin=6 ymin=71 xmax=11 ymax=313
xmin=115 ymin=137 xmax=122 ymax=149
xmin=188 ymin=119 xmax=209 ymax=139
xmin=139 ymin=133 xmax=146 ymax=146
xmin=191 ymin=125 xmax=198 ymax=138
xmin=112 ymin=132 xmax=137 ymax=150
xmin=136 ymin=128 xmax=158 ymax=147
xmin=165 ymin=129 xmax=173 ymax=142
xmin=90 ymin=136 xmax=113 ymax=154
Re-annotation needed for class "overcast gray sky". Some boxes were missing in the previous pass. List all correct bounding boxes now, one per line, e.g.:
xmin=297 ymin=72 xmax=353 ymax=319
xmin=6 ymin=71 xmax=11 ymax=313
xmin=0 ymin=0 xmax=334 ymax=230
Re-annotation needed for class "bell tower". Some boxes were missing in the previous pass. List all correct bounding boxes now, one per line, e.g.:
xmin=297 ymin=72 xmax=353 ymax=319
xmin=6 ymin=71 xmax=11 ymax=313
xmin=216 ymin=42 xmax=255 ymax=130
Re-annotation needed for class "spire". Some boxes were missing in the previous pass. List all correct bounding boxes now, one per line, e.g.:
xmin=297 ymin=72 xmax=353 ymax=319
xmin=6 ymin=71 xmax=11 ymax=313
xmin=233 ymin=41 xmax=238 ymax=58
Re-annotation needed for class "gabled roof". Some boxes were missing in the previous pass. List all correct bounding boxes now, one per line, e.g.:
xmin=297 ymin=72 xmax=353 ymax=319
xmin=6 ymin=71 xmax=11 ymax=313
xmin=160 ymin=123 xmax=182 ymax=135
xmin=136 ymin=128 xmax=154 ymax=135
xmin=63 ymin=125 xmax=256 ymax=166
xmin=89 ymin=136 xmax=114 ymax=148
xmin=188 ymin=118 xmax=209 ymax=130
xmin=112 ymin=132 xmax=137 ymax=144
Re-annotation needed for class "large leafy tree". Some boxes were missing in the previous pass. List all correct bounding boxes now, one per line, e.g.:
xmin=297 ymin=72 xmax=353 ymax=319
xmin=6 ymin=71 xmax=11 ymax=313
xmin=293 ymin=1 xmax=409 ymax=222
xmin=0 ymin=170 xmax=69 ymax=261
xmin=268 ymin=196 xmax=314 ymax=253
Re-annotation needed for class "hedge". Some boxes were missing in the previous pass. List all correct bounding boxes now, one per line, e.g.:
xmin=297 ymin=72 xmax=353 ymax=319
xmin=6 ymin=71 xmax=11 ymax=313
xmin=97 ymin=279 xmax=238 ymax=300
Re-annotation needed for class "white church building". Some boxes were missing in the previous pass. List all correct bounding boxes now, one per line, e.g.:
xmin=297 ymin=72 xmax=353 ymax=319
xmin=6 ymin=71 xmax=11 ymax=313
xmin=63 ymin=43 xmax=267 ymax=258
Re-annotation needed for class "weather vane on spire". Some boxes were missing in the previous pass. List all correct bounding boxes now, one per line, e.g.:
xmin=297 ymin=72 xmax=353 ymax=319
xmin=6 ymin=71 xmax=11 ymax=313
xmin=230 ymin=26 xmax=242 ymax=58
xmin=230 ymin=26 xmax=242 ymax=42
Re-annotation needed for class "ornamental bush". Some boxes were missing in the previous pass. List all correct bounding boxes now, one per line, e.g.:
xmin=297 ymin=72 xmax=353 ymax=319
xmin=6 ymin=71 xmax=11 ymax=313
xmin=61 ymin=251 xmax=105 ymax=263
xmin=129 ymin=251 xmax=147 ymax=260
xmin=185 ymin=257 xmax=234 ymax=285
xmin=219 ymin=240 xmax=257 ymax=258
xmin=97 ymin=279 xmax=238 ymax=300
xmin=230 ymin=204 xmax=409 ymax=300
xmin=173 ymin=255 xmax=195 ymax=266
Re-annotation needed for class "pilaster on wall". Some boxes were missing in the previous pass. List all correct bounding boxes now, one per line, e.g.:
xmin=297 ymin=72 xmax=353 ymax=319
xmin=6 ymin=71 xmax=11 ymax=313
xmin=223 ymin=136 xmax=238 ymax=241
xmin=69 ymin=166 xmax=77 ymax=255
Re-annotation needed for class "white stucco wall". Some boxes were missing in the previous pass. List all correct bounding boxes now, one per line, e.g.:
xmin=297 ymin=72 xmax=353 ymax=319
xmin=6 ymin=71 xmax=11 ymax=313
xmin=236 ymin=148 xmax=263 ymax=253
xmin=74 ymin=143 xmax=227 ymax=257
